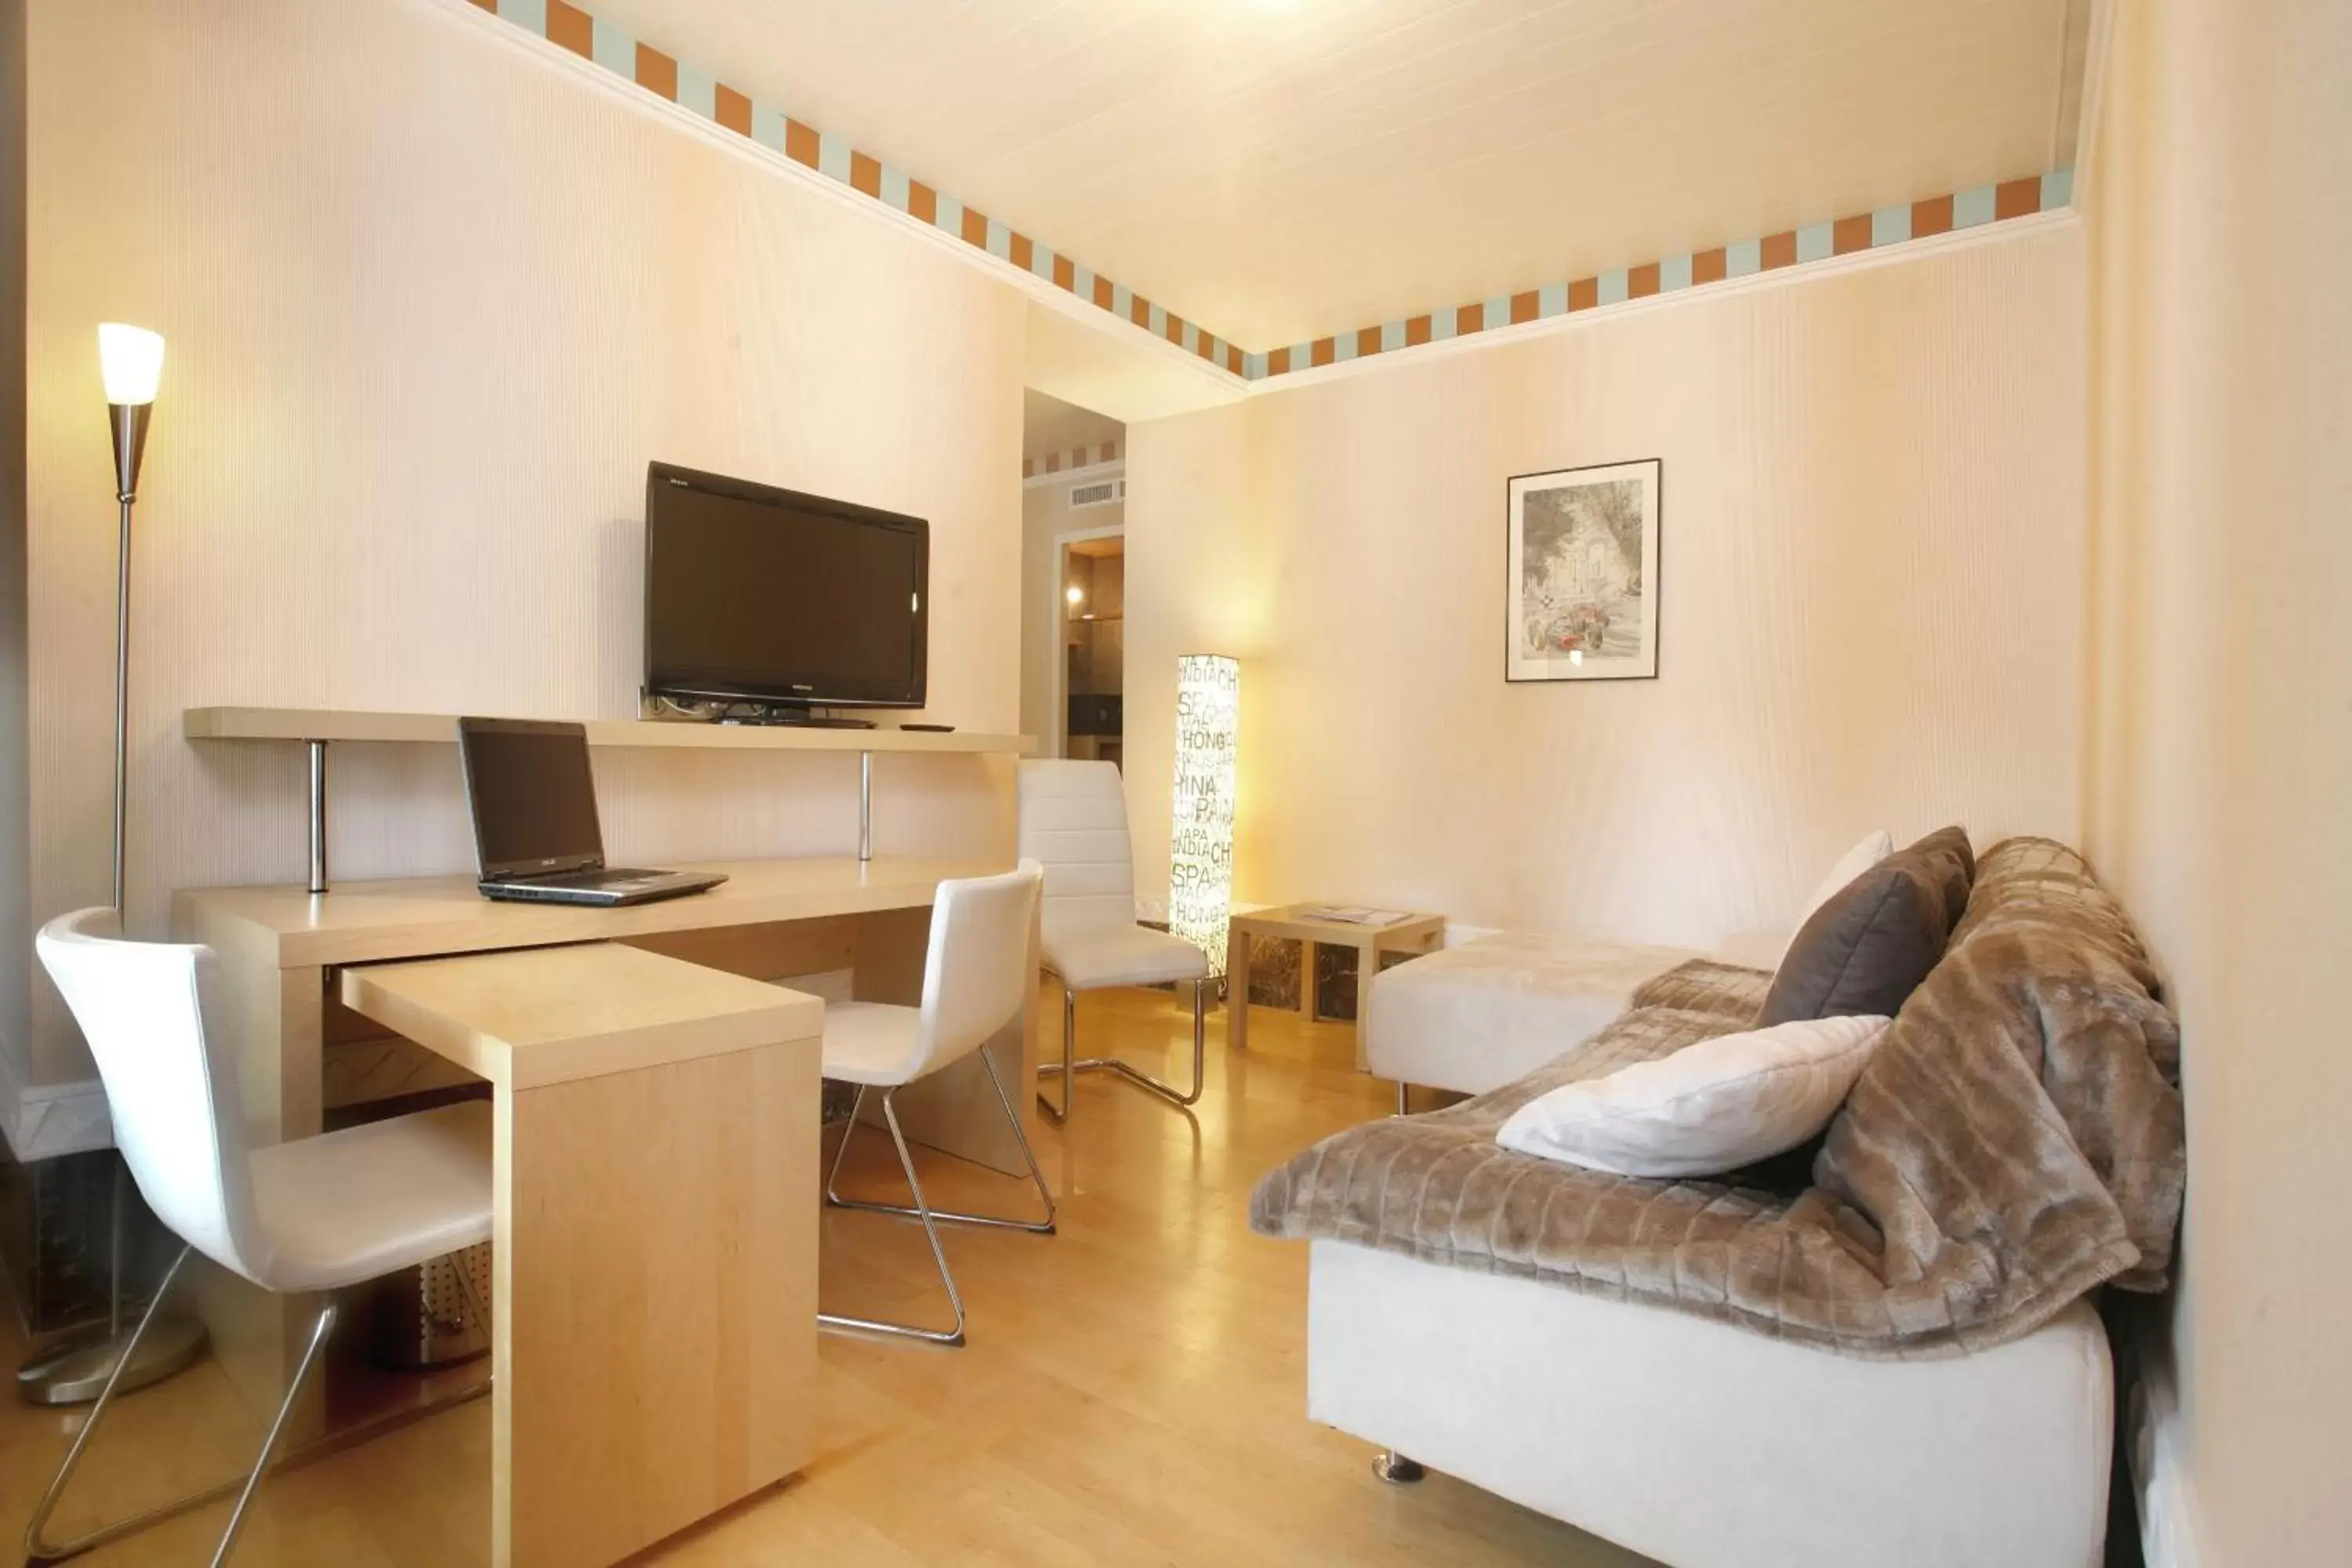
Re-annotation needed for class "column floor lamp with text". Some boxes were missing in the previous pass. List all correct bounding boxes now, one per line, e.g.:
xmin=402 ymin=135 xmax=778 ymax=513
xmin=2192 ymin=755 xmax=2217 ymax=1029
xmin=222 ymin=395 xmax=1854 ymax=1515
xmin=15 ymin=325 xmax=209 ymax=1405
xmin=1169 ymin=655 xmax=1240 ymax=983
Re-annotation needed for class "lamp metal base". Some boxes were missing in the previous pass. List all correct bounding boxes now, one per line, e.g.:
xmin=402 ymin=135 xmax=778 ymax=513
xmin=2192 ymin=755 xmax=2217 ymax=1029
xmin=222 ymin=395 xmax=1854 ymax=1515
xmin=16 ymin=1312 xmax=208 ymax=1406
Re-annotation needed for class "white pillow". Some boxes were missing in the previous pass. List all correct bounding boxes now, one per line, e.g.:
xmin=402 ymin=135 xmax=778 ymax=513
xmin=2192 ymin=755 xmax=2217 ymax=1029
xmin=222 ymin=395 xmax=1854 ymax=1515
xmin=1798 ymin=829 xmax=1895 ymax=928
xmin=1495 ymin=1014 xmax=1892 ymax=1178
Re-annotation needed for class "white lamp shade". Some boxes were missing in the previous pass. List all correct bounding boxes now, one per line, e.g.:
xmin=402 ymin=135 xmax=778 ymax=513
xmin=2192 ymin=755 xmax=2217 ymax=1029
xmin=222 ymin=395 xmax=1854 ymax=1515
xmin=99 ymin=324 xmax=165 ymax=406
xmin=1169 ymin=655 xmax=1240 ymax=977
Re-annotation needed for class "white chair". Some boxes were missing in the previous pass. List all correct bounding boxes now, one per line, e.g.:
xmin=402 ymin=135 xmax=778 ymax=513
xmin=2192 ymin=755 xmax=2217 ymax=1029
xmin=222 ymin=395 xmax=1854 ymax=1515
xmin=26 ymin=909 xmax=493 ymax=1566
xmin=818 ymin=862 xmax=1054 ymax=1348
xmin=1017 ymin=760 xmax=1210 ymax=1123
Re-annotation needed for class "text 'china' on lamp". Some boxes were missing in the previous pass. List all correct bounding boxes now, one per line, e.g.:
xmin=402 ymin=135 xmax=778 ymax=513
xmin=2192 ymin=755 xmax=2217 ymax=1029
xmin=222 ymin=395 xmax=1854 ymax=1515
xmin=1168 ymin=655 xmax=1240 ymax=978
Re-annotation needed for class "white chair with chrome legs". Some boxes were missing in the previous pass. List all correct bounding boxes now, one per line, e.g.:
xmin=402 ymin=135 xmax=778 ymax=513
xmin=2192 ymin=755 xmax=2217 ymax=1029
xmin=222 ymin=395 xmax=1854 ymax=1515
xmin=27 ymin=909 xmax=493 ymax=1567
xmin=819 ymin=861 xmax=1054 ymax=1348
xmin=1016 ymin=760 xmax=1211 ymax=1123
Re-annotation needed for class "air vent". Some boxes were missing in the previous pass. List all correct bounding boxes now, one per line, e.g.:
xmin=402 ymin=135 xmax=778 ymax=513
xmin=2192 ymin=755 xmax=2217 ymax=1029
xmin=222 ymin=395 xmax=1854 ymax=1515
xmin=1069 ymin=477 xmax=1126 ymax=510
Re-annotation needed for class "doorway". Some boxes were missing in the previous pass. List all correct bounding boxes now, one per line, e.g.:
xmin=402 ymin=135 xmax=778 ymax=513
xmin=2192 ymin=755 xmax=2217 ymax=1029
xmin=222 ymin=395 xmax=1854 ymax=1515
xmin=1020 ymin=387 xmax=1125 ymax=762
xmin=1060 ymin=535 xmax=1123 ymax=766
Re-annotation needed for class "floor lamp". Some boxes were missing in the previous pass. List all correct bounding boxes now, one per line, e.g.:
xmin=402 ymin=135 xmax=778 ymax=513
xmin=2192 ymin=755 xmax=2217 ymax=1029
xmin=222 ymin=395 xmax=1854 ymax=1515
xmin=1168 ymin=655 xmax=1240 ymax=982
xmin=15 ymin=325 xmax=209 ymax=1405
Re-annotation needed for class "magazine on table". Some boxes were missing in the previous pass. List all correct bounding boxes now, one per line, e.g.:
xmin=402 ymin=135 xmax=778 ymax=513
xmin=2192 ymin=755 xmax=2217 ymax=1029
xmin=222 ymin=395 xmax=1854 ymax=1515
xmin=1295 ymin=904 xmax=1412 ymax=927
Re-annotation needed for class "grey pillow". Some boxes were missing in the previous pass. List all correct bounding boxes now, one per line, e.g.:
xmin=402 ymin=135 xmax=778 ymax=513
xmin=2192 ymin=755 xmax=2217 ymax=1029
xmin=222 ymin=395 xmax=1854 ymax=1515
xmin=1756 ymin=827 xmax=1975 ymax=1025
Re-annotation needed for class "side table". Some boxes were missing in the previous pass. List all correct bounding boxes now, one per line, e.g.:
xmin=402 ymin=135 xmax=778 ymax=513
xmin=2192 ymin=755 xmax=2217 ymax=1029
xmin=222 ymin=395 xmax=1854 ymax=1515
xmin=1225 ymin=905 xmax=1446 ymax=1069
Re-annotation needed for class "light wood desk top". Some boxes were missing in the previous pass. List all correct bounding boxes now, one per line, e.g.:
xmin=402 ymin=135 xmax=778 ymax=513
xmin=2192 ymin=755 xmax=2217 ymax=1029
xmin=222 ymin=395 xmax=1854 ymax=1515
xmin=176 ymin=855 xmax=1004 ymax=971
xmin=339 ymin=942 xmax=824 ymax=1091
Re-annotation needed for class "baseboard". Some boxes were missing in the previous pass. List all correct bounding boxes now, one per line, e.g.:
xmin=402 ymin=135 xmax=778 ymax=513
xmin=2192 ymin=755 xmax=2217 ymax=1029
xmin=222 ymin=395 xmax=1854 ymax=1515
xmin=2 ymin=1070 xmax=113 ymax=1163
xmin=0 ymin=993 xmax=113 ymax=1163
xmin=2126 ymin=1324 xmax=2204 ymax=1568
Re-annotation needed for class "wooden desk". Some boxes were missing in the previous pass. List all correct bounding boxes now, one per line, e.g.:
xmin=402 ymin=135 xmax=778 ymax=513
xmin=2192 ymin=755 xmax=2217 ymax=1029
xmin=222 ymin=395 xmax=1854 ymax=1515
xmin=339 ymin=944 xmax=820 ymax=1568
xmin=170 ymin=857 xmax=1037 ymax=1486
xmin=1225 ymin=906 xmax=1446 ymax=1069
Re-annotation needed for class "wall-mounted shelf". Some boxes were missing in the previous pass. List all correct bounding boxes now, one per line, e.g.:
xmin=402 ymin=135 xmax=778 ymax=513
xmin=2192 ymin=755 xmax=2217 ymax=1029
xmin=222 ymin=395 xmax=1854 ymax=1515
xmin=184 ymin=706 xmax=1031 ymax=755
xmin=183 ymin=706 xmax=1035 ymax=892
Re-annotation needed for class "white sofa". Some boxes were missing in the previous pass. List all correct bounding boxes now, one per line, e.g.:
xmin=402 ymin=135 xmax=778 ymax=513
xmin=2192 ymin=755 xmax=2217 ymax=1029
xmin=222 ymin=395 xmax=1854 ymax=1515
xmin=1310 ymin=836 xmax=2155 ymax=1566
xmin=1309 ymin=1239 xmax=2113 ymax=1568
xmin=1332 ymin=897 xmax=2124 ymax=1566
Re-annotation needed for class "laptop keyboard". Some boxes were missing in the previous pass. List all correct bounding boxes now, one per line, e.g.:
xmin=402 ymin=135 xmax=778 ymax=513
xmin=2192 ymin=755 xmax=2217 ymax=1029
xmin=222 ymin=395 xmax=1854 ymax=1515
xmin=535 ymin=868 xmax=662 ymax=887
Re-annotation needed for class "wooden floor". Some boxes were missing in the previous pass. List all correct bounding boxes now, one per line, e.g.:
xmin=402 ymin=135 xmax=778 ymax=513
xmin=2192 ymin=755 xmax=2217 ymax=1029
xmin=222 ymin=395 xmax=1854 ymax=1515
xmin=0 ymin=986 xmax=1653 ymax=1566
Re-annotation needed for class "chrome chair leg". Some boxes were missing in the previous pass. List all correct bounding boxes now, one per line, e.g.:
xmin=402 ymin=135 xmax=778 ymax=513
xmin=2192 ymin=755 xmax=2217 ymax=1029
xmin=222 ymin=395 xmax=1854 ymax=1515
xmin=25 ymin=1243 xmax=340 ymax=1567
xmin=1069 ymin=977 xmax=1209 ymax=1110
xmin=1396 ymin=1080 xmax=1410 ymax=1116
xmin=1036 ymin=986 xmax=1077 ymax=1123
xmin=826 ymin=1053 xmax=1056 ymax=1235
xmin=975 ymin=1046 xmax=1058 ymax=1233
xmin=824 ymin=1083 xmax=871 ymax=1201
xmin=818 ymin=1088 xmax=969 ymax=1348
xmin=24 ymin=1245 xmax=198 ymax=1563
xmin=211 ymin=1301 xmax=339 ymax=1566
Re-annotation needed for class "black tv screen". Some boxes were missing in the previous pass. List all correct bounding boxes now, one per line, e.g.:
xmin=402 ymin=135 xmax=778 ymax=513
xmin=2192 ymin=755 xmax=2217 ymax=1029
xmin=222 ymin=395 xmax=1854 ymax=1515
xmin=644 ymin=463 xmax=928 ymax=710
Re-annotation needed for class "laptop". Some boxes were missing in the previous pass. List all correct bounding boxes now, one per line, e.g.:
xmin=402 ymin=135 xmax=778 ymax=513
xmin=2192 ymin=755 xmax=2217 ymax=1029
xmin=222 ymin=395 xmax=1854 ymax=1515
xmin=457 ymin=717 xmax=727 ymax=906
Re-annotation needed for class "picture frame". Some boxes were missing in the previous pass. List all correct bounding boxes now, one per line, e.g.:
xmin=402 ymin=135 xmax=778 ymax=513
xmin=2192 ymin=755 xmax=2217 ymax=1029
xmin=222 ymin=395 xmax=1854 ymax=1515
xmin=1504 ymin=458 xmax=1662 ymax=682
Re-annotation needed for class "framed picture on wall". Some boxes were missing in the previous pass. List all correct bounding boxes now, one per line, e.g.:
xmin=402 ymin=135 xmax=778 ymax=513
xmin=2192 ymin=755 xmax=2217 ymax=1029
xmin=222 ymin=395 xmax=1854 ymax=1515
xmin=1504 ymin=458 xmax=1662 ymax=682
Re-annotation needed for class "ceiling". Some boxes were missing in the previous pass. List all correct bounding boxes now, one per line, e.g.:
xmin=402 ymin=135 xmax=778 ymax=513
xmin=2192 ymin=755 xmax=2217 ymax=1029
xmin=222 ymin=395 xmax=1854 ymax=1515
xmin=583 ymin=0 xmax=2087 ymax=351
xmin=1023 ymin=387 xmax=1126 ymax=463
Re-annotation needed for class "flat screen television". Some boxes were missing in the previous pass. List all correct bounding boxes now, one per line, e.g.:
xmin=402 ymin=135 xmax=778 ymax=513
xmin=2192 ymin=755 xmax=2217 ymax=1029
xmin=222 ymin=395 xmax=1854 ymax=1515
xmin=643 ymin=462 xmax=928 ymax=713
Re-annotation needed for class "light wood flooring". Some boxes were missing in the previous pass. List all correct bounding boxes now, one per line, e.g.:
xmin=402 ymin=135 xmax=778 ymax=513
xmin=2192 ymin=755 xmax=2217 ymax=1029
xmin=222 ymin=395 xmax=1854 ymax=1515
xmin=1 ymin=985 xmax=1652 ymax=1566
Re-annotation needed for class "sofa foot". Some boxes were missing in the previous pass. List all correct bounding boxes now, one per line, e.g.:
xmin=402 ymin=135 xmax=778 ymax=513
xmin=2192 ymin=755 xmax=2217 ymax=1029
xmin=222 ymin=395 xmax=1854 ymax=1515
xmin=1371 ymin=1450 xmax=1425 ymax=1484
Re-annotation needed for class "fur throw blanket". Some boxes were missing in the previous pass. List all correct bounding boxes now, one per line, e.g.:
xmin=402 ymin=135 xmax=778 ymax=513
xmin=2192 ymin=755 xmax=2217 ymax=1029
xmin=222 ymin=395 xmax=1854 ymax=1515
xmin=1247 ymin=839 xmax=2186 ymax=1357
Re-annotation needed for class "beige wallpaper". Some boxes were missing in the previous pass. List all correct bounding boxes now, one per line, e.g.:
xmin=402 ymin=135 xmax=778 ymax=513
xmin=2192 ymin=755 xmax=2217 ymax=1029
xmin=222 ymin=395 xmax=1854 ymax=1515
xmin=15 ymin=0 xmax=1025 ymax=1088
xmin=0 ymin=0 xmax=27 ymax=1099
xmin=1124 ymin=223 xmax=2089 ymax=946
xmin=2081 ymin=2 xmax=2352 ymax=1563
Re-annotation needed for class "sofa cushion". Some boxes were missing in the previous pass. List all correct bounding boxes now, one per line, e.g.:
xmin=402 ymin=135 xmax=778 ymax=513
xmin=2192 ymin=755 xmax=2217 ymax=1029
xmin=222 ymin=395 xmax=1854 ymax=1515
xmin=1496 ymin=1013 xmax=1892 ymax=1178
xmin=1755 ymin=826 xmax=1973 ymax=1025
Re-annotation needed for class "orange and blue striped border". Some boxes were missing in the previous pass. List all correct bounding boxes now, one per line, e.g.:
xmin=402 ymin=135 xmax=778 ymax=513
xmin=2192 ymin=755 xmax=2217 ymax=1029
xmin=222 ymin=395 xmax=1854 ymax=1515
xmin=1021 ymin=439 xmax=1120 ymax=481
xmin=1244 ymin=171 xmax=2074 ymax=379
xmin=470 ymin=2 xmax=2071 ymax=389
xmin=468 ymin=0 xmax=1251 ymax=379
xmin=1022 ymin=441 xmax=1121 ymax=481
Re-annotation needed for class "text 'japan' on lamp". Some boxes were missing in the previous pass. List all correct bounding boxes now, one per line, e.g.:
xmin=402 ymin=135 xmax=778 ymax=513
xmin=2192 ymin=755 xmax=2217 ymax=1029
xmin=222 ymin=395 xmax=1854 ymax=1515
xmin=1168 ymin=655 xmax=1240 ymax=978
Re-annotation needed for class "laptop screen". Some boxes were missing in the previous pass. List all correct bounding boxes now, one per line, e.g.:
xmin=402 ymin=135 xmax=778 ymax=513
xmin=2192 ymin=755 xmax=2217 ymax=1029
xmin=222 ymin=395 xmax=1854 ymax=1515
xmin=458 ymin=720 xmax=606 ymax=878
